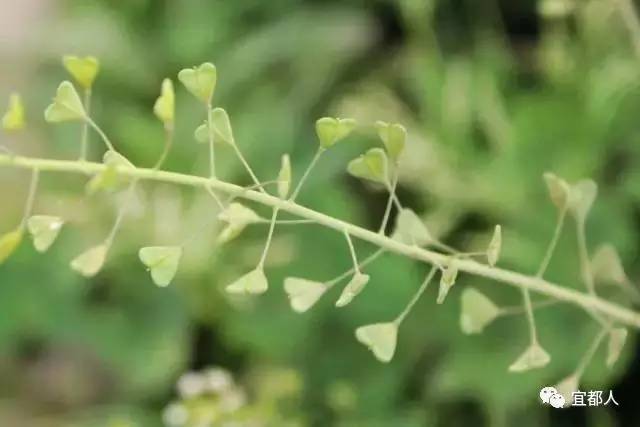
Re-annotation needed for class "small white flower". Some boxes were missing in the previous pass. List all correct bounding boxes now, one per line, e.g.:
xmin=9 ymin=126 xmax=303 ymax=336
xmin=204 ymin=367 xmax=233 ymax=393
xmin=163 ymin=402 xmax=189 ymax=426
xmin=177 ymin=371 xmax=206 ymax=398
xmin=219 ymin=388 xmax=247 ymax=413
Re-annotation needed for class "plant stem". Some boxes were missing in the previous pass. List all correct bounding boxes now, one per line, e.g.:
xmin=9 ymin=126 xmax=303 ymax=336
xmin=20 ymin=168 xmax=39 ymax=228
xmin=258 ymin=147 xmax=323 ymax=267
xmin=2 ymin=154 xmax=640 ymax=328
xmin=153 ymin=128 xmax=174 ymax=170
xmin=86 ymin=117 xmax=116 ymax=152
xmin=334 ymin=173 xmax=398 ymax=284
xmin=576 ymin=219 xmax=596 ymax=295
xmin=431 ymin=239 xmax=459 ymax=255
xmin=343 ymin=230 xmax=361 ymax=274
xmin=231 ymin=143 xmax=264 ymax=193
xmin=498 ymin=299 xmax=560 ymax=316
xmin=516 ymin=206 xmax=567 ymax=346
xmin=105 ymin=182 xmax=137 ymax=247
xmin=521 ymin=287 xmax=539 ymax=346
xmin=379 ymin=172 xmax=398 ymax=234
xmin=207 ymin=106 xmax=216 ymax=179
xmin=574 ymin=326 xmax=609 ymax=378
xmin=205 ymin=179 xmax=280 ymax=221
xmin=79 ymin=89 xmax=92 ymax=161
xmin=536 ymin=208 xmax=567 ymax=278
xmin=395 ymin=266 xmax=438 ymax=325
xmin=385 ymin=179 xmax=402 ymax=210
xmin=209 ymin=180 xmax=279 ymax=209
xmin=326 ymin=249 xmax=385 ymax=287
xmin=519 ymin=206 xmax=568 ymax=347
xmin=257 ymin=219 xmax=315 ymax=225
xmin=289 ymin=147 xmax=323 ymax=201
xmin=205 ymin=185 xmax=225 ymax=209
xmin=257 ymin=208 xmax=279 ymax=269
xmin=575 ymin=218 xmax=608 ymax=327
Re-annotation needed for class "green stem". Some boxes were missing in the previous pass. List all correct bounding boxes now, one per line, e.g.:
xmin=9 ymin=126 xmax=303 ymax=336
xmin=86 ymin=117 xmax=115 ymax=152
xmin=337 ymin=169 xmax=399 ymax=282
xmin=379 ymin=173 xmax=398 ymax=234
xmin=574 ymin=326 xmax=609 ymax=379
xmin=257 ymin=208 xmax=279 ymax=269
xmin=289 ymin=147 xmax=323 ymax=201
xmin=576 ymin=219 xmax=596 ymax=295
xmin=392 ymin=193 xmax=402 ymax=210
xmin=20 ymin=168 xmax=39 ymax=229
xmin=536 ymin=208 xmax=567 ymax=278
xmin=205 ymin=185 xmax=225 ymax=209
xmin=498 ymin=299 xmax=561 ymax=316
xmin=105 ymin=182 xmax=137 ymax=247
xmin=521 ymin=287 xmax=539 ymax=346
xmin=153 ymin=128 xmax=174 ymax=170
xmin=394 ymin=266 xmax=438 ymax=325
xmin=2 ymin=154 xmax=640 ymax=328
xmin=79 ymin=89 xmax=92 ymax=161
xmin=343 ymin=229 xmax=361 ymax=274
xmin=255 ymin=146 xmax=324 ymax=268
xmin=231 ymin=143 xmax=264 ymax=193
xmin=384 ymin=179 xmax=403 ymax=210
xmin=257 ymin=219 xmax=315 ymax=225
xmin=431 ymin=239 xmax=460 ymax=255
xmin=326 ymin=249 xmax=385 ymax=287
xmin=518 ymin=206 xmax=567 ymax=347
xmin=207 ymin=106 xmax=216 ymax=179
xmin=207 ymin=180 xmax=279 ymax=210
xmin=455 ymin=251 xmax=487 ymax=258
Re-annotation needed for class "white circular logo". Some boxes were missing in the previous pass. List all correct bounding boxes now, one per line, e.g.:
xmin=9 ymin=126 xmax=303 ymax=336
xmin=539 ymin=386 xmax=558 ymax=404
xmin=540 ymin=386 xmax=566 ymax=409
xmin=549 ymin=393 xmax=566 ymax=409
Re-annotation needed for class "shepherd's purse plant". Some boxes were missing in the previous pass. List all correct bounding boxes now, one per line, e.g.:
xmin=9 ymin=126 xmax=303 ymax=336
xmin=1 ymin=57 xmax=639 ymax=407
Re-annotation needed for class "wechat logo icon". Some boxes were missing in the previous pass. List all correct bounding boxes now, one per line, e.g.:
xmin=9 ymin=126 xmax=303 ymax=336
xmin=540 ymin=386 xmax=565 ymax=409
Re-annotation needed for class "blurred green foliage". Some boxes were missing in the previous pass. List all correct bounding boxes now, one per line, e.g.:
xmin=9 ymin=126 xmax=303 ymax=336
xmin=1 ymin=0 xmax=640 ymax=425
